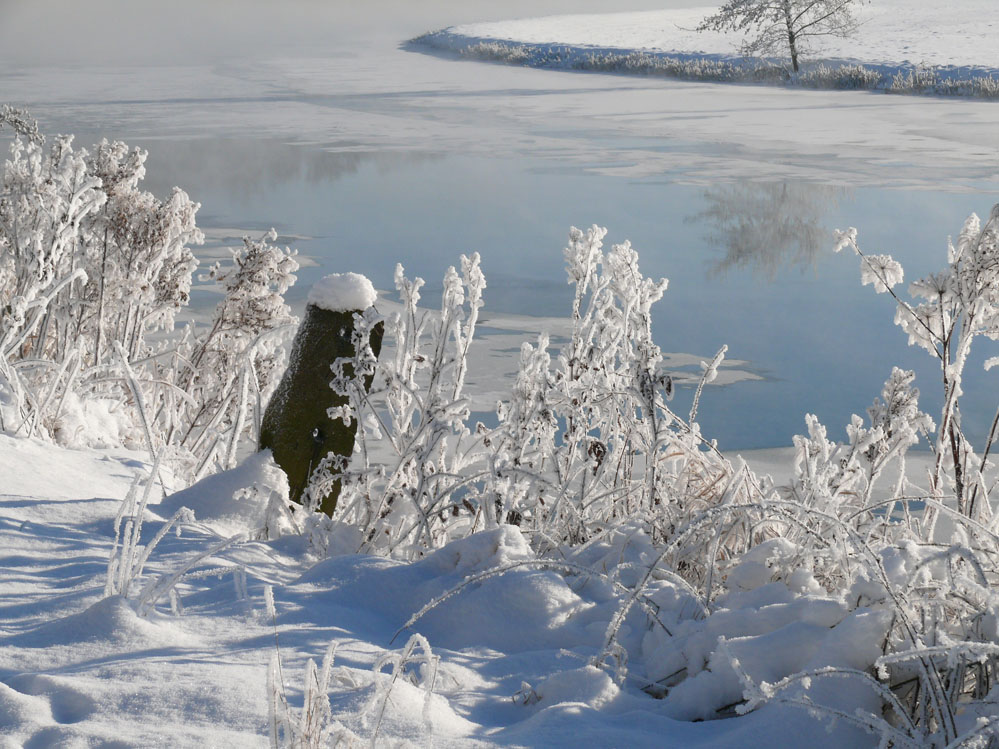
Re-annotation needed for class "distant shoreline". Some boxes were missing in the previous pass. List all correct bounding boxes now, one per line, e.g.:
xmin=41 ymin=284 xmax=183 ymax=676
xmin=409 ymin=29 xmax=999 ymax=101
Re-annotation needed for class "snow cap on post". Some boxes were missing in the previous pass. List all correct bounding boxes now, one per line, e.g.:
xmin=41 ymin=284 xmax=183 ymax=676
xmin=307 ymin=272 xmax=377 ymax=311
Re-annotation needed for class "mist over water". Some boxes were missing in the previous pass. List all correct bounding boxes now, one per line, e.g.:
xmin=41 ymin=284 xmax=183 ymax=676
xmin=0 ymin=0 xmax=692 ymax=65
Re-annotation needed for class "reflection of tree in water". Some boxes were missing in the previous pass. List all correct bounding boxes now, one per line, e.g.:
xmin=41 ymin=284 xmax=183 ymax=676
xmin=692 ymin=181 xmax=849 ymax=278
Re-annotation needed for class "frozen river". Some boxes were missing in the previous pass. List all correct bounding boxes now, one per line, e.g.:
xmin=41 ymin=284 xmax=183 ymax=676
xmin=3 ymin=0 xmax=999 ymax=449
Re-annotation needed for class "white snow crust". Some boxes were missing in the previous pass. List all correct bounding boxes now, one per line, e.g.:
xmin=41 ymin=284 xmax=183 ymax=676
xmin=307 ymin=272 xmax=377 ymax=311
xmin=0 ymin=437 xmax=921 ymax=747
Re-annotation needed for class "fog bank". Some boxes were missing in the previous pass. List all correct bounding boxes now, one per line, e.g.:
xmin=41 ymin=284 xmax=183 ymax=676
xmin=0 ymin=0 xmax=699 ymax=66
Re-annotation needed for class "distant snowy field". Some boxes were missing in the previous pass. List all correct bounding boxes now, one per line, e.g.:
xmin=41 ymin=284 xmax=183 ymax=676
xmin=447 ymin=1 xmax=999 ymax=71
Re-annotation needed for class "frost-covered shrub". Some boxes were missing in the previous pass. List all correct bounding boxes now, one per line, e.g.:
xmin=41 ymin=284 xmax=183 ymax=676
xmin=0 ymin=116 xmax=298 ymax=482
xmin=889 ymin=66 xmax=941 ymax=94
xmin=306 ymin=229 xmax=763 ymax=562
xmin=175 ymin=230 xmax=299 ymax=477
xmin=302 ymin=208 xmax=999 ymax=745
xmin=84 ymin=139 xmax=202 ymax=361
xmin=0 ymin=105 xmax=42 ymax=144
xmin=716 ymin=205 xmax=999 ymax=744
xmin=311 ymin=255 xmax=486 ymax=555
xmin=578 ymin=51 xmax=763 ymax=83
xmin=599 ymin=207 xmax=999 ymax=743
xmin=482 ymin=227 xmax=740 ymax=554
xmin=798 ymin=63 xmax=883 ymax=90
xmin=837 ymin=206 xmax=999 ymax=519
xmin=0 ymin=135 xmax=201 ymax=377
xmin=460 ymin=41 xmax=531 ymax=65
xmin=880 ymin=68 xmax=999 ymax=99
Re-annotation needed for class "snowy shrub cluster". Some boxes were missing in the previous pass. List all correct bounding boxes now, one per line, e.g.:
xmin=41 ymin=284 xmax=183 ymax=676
xmin=457 ymin=41 xmax=532 ymax=65
xmin=413 ymin=32 xmax=999 ymax=101
xmin=887 ymin=67 xmax=999 ymax=99
xmin=798 ymin=63 xmax=884 ymax=90
xmin=582 ymin=50 xmax=785 ymax=84
xmin=310 ymin=230 xmax=749 ymax=561
xmin=291 ymin=205 xmax=999 ymax=745
xmin=0 ymin=113 xmax=299 ymax=480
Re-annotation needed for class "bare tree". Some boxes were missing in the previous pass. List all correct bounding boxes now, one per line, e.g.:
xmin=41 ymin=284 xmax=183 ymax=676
xmin=697 ymin=0 xmax=867 ymax=73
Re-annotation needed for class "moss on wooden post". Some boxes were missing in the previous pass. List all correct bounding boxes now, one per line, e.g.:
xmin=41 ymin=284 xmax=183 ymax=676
xmin=259 ymin=274 xmax=380 ymax=517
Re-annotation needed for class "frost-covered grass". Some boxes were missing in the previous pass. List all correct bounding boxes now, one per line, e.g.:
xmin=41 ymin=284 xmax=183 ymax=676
xmin=411 ymin=32 xmax=999 ymax=100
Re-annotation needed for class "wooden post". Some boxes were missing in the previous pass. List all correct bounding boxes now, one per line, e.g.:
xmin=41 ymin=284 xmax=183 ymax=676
xmin=259 ymin=274 xmax=381 ymax=516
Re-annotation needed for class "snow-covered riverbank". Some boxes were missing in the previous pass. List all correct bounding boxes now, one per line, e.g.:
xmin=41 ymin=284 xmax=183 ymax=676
xmin=413 ymin=1 xmax=999 ymax=97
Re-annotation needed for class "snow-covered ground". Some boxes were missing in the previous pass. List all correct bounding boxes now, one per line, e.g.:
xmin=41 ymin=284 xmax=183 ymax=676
xmin=447 ymin=1 xmax=999 ymax=71
xmin=0 ymin=433 xmax=938 ymax=747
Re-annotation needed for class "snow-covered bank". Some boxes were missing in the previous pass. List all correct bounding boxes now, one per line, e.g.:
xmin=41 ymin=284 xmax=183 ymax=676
xmin=0 ymin=435 xmax=940 ymax=747
xmin=411 ymin=2 xmax=999 ymax=98
xmin=0 ymin=436 xmax=830 ymax=746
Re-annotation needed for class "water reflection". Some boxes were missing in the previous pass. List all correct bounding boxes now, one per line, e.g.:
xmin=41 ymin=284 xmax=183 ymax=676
xmin=690 ymin=181 xmax=849 ymax=278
